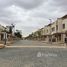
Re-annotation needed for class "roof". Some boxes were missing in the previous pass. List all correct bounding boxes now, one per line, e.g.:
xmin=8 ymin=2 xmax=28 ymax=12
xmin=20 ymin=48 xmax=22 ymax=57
xmin=61 ymin=15 xmax=67 ymax=19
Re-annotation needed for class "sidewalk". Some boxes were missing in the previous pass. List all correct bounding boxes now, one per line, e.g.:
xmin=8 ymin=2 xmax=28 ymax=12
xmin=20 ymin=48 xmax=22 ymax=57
xmin=0 ymin=44 xmax=5 ymax=48
xmin=41 ymin=41 xmax=65 ymax=46
xmin=0 ymin=40 xmax=16 ymax=45
xmin=0 ymin=40 xmax=15 ymax=48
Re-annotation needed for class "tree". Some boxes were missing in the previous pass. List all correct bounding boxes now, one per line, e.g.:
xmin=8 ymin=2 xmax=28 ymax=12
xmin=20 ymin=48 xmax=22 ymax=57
xmin=14 ymin=30 xmax=22 ymax=38
xmin=7 ymin=24 xmax=15 ymax=34
xmin=9 ymin=26 xmax=12 ymax=33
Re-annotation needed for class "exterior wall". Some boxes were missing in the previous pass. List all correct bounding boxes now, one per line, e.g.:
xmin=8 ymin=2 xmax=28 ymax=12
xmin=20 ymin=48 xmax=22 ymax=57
xmin=43 ymin=26 xmax=48 ymax=35
xmin=46 ymin=26 xmax=51 ymax=35
xmin=54 ymin=19 xmax=63 ymax=42
xmin=62 ymin=19 xmax=67 ymax=32
xmin=43 ymin=25 xmax=51 ymax=35
xmin=34 ymin=32 xmax=38 ymax=37
xmin=6 ymin=26 xmax=10 ymax=32
xmin=56 ymin=18 xmax=63 ymax=33
xmin=51 ymin=22 xmax=56 ymax=34
xmin=0 ymin=25 xmax=5 ymax=32
xmin=40 ymin=28 xmax=45 ymax=36
xmin=61 ymin=19 xmax=67 ymax=42
xmin=42 ymin=25 xmax=51 ymax=42
xmin=0 ymin=25 xmax=5 ymax=41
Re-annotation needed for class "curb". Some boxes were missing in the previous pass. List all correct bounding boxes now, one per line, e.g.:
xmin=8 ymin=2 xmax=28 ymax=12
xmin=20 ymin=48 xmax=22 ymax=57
xmin=5 ymin=46 xmax=66 ymax=48
xmin=0 ymin=44 xmax=5 ymax=49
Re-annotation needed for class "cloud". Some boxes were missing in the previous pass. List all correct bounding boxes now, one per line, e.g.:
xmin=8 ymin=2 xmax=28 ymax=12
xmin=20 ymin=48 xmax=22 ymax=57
xmin=14 ymin=0 xmax=45 ymax=9
xmin=0 ymin=0 xmax=13 ymax=8
xmin=0 ymin=0 xmax=45 ymax=9
xmin=0 ymin=0 xmax=67 ymax=36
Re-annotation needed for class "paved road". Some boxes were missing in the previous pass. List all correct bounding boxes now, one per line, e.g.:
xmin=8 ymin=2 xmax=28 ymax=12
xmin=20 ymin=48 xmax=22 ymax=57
xmin=12 ymin=40 xmax=47 ymax=46
xmin=12 ymin=40 xmax=62 ymax=46
xmin=0 ymin=40 xmax=67 ymax=67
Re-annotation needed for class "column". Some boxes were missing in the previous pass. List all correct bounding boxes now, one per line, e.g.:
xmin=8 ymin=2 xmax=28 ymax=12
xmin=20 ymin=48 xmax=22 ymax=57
xmin=61 ymin=34 xmax=65 ymax=43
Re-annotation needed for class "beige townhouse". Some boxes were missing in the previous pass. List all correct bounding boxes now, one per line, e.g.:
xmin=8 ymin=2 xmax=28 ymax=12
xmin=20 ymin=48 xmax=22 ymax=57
xmin=38 ymin=28 xmax=45 ymax=40
xmin=49 ymin=15 xmax=67 ymax=43
xmin=54 ymin=18 xmax=63 ymax=43
xmin=0 ymin=25 xmax=15 ymax=42
xmin=27 ymin=15 xmax=67 ymax=43
xmin=31 ymin=28 xmax=46 ymax=40
xmin=0 ymin=25 xmax=5 ymax=41
xmin=38 ymin=15 xmax=67 ymax=43
xmin=42 ymin=24 xmax=52 ymax=42
xmin=57 ymin=15 xmax=67 ymax=43
xmin=33 ymin=31 xmax=39 ymax=40
xmin=34 ymin=29 xmax=43 ymax=40
xmin=50 ymin=21 xmax=57 ymax=42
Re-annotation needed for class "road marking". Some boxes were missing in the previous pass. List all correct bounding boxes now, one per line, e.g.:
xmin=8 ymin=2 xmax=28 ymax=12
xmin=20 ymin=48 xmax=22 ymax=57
xmin=5 ymin=46 xmax=66 ymax=48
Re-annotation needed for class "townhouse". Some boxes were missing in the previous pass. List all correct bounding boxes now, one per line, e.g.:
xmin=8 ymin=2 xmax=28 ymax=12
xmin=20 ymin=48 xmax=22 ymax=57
xmin=32 ymin=31 xmax=39 ymax=40
xmin=37 ymin=28 xmax=44 ymax=40
xmin=55 ymin=15 xmax=67 ymax=43
xmin=45 ymin=24 xmax=52 ymax=42
xmin=32 ymin=29 xmax=42 ymax=40
xmin=0 ymin=25 xmax=10 ymax=41
xmin=26 ymin=14 xmax=67 ymax=43
xmin=0 ymin=25 xmax=15 ymax=42
xmin=44 ymin=15 xmax=67 ymax=43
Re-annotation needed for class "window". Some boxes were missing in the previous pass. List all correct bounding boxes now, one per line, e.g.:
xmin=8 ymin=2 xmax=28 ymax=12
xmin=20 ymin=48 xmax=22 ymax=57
xmin=52 ymin=27 xmax=55 ymax=32
xmin=63 ymin=24 xmax=65 ymax=29
xmin=56 ymin=25 xmax=58 ymax=30
xmin=47 ymin=29 xmax=48 ymax=33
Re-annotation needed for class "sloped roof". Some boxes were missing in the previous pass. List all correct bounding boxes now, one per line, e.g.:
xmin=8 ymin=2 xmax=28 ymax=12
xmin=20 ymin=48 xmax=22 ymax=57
xmin=61 ymin=15 xmax=67 ymax=19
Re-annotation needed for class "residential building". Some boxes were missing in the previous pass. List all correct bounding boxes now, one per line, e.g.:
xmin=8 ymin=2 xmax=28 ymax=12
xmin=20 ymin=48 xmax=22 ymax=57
xmin=56 ymin=15 xmax=67 ymax=43
xmin=26 ymin=14 xmax=67 ymax=43
xmin=0 ymin=25 xmax=5 ymax=41
xmin=46 ymin=15 xmax=67 ymax=43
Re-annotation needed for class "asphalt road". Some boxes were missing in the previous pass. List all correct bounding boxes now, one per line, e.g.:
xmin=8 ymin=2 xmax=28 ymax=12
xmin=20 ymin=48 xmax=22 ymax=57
xmin=12 ymin=40 xmax=60 ymax=46
xmin=0 ymin=40 xmax=67 ymax=67
xmin=12 ymin=40 xmax=47 ymax=46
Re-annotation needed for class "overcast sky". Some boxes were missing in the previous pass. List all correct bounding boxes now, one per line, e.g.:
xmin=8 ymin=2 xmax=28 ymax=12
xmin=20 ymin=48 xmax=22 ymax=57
xmin=0 ymin=0 xmax=67 ymax=37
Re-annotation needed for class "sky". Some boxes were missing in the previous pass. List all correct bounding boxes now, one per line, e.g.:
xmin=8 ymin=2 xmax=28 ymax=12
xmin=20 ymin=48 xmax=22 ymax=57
xmin=0 ymin=0 xmax=67 ymax=37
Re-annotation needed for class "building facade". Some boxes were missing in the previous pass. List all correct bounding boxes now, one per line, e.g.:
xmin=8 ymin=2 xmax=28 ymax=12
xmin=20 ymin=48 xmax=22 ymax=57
xmin=45 ymin=15 xmax=67 ymax=43
xmin=26 ymin=15 xmax=67 ymax=43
